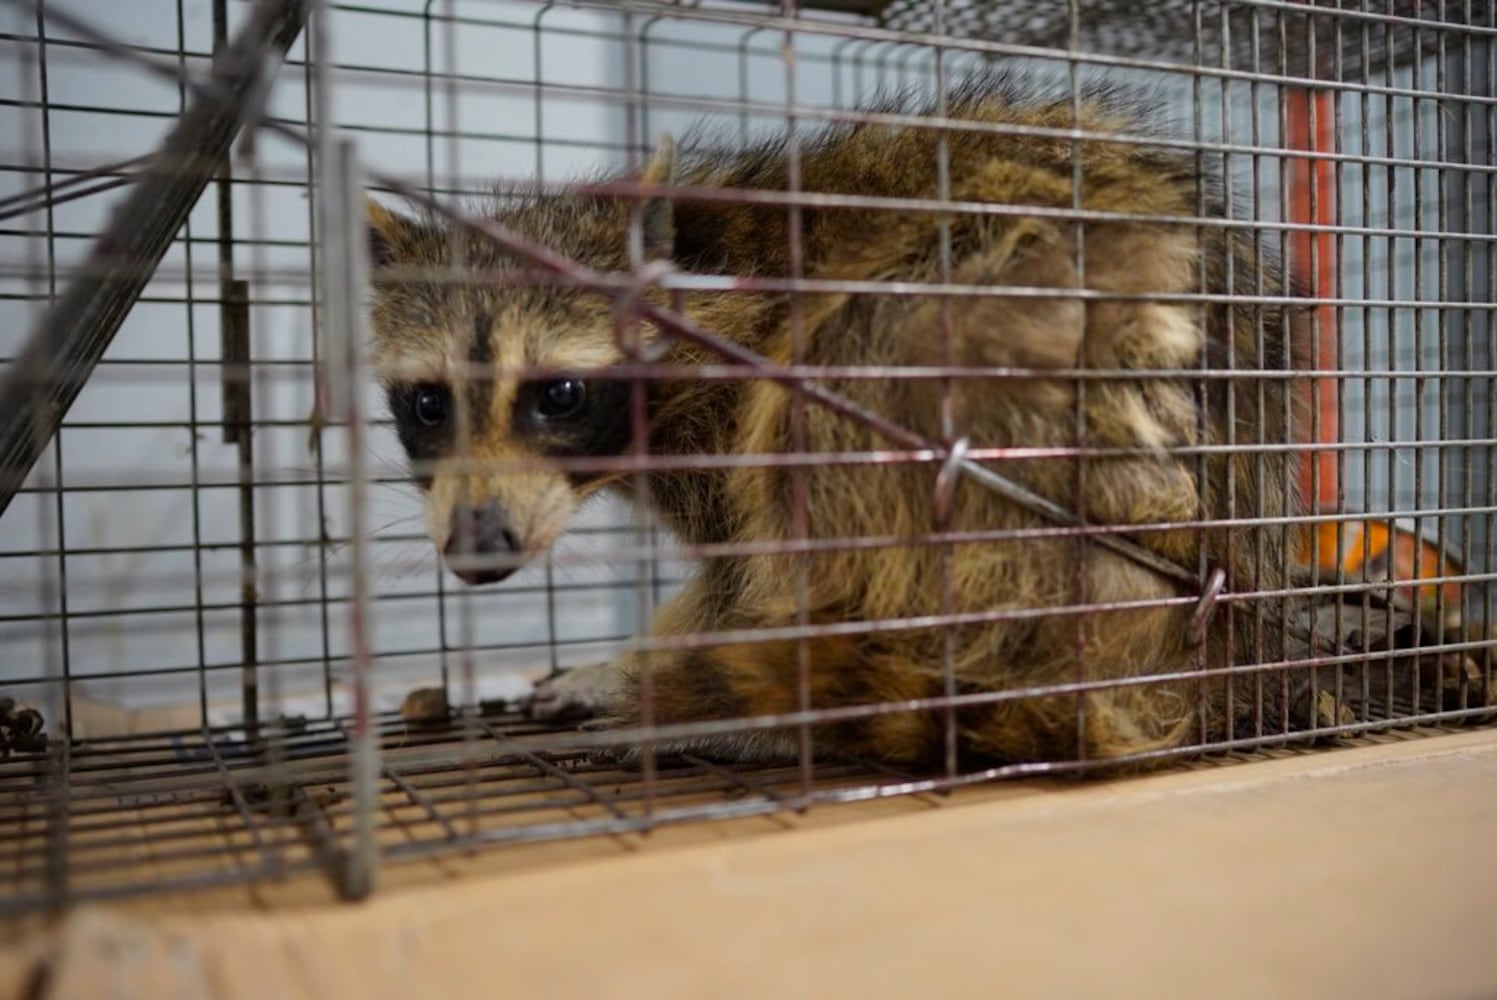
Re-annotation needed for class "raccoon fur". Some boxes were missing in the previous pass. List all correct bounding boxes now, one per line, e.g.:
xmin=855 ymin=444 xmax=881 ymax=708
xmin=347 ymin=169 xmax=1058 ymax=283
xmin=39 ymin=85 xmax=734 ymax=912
xmin=366 ymin=70 xmax=1311 ymax=771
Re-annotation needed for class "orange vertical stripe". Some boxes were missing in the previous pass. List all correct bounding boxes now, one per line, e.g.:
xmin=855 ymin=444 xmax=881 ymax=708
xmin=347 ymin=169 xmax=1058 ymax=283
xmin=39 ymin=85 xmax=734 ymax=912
xmin=1284 ymin=87 xmax=1340 ymax=513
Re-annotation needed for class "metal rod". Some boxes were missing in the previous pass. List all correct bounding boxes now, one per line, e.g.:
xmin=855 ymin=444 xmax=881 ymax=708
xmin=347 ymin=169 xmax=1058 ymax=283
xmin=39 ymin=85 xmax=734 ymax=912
xmin=0 ymin=0 xmax=309 ymax=519
xmin=321 ymin=136 xmax=380 ymax=901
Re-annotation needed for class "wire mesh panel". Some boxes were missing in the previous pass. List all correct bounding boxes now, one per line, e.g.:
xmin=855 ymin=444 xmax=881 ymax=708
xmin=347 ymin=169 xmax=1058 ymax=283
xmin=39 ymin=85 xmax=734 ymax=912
xmin=0 ymin=0 xmax=1493 ymax=915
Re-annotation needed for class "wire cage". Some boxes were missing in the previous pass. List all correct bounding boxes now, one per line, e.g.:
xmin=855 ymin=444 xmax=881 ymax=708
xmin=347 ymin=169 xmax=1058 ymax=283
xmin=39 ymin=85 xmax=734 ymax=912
xmin=0 ymin=0 xmax=1492 ymax=914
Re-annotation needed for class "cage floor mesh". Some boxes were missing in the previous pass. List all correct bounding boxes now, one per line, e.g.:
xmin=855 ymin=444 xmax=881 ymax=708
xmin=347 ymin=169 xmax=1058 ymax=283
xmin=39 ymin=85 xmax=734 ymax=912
xmin=0 ymin=711 xmax=913 ymax=916
xmin=1 ymin=709 xmax=1489 ymax=918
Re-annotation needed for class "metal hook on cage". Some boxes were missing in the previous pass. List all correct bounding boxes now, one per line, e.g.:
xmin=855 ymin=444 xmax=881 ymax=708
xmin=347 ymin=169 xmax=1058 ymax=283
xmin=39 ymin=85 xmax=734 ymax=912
xmin=1186 ymin=566 xmax=1229 ymax=648
xmin=932 ymin=436 xmax=972 ymax=531
xmin=612 ymin=257 xmax=678 ymax=363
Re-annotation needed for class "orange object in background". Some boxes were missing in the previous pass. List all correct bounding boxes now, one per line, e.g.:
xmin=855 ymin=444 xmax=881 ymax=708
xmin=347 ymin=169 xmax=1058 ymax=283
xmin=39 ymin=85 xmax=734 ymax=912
xmin=1281 ymin=81 xmax=1465 ymax=621
xmin=1284 ymin=85 xmax=1340 ymax=513
xmin=1294 ymin=519 xmax=1468 ymax=620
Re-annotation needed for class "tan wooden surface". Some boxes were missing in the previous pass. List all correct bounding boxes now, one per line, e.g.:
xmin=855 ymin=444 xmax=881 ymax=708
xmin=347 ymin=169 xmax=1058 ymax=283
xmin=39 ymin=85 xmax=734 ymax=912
xmin=6 ymin=728 xmax=1497 ymax=1000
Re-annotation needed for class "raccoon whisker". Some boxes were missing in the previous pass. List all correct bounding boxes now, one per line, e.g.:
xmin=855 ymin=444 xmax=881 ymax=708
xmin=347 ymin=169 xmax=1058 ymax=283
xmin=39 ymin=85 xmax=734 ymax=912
xmin=318 ymin=516 xmax=424 ymax=564
xmin=368 ymin=514 xmax=423 ymax=538
xmin=281 ymin=452 xmax=411 ymax=482
xmin=370 ymin=544 xmax=426 ymax=589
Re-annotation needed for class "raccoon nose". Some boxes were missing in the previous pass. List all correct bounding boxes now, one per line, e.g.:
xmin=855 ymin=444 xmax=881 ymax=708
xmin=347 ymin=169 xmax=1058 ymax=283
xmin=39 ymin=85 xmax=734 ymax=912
xmin=444 ymin=503 xmax=523 ymax=586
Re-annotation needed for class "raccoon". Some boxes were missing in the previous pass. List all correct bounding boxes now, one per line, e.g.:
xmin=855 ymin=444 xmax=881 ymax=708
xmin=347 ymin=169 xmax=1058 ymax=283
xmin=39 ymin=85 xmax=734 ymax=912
xmin=366 ymin=70 xmax=1310 ymax=770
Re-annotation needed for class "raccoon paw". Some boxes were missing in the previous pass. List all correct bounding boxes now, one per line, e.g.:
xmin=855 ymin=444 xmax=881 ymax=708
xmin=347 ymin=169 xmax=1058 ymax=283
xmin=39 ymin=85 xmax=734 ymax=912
xmin=524 ymin=662 xmax=624 ymax=725
xmin=581 ymin=724 xmax=805 ymax=770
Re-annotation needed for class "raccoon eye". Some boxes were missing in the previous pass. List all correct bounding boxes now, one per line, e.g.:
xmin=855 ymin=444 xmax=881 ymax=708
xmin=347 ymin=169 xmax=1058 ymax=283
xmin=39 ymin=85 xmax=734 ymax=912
xmin=536 ymin=379 xmax=587 ymax=420
xmin=413 ymin=384 xmax=450 ymax=428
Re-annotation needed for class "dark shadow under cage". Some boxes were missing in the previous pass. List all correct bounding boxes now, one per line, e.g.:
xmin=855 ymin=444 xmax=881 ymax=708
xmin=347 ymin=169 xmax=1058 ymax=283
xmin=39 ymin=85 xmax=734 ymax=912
xmin=0 ymin=0 xmax=1492 ymax=914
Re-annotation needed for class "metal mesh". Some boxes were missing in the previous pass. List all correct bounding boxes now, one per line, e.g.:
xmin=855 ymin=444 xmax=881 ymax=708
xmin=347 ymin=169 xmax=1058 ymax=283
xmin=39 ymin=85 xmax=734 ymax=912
xmin=0 ymin=0 xmax=1493 ymax=915
xmin=874 ymin=0 xmax=1495 ymax=79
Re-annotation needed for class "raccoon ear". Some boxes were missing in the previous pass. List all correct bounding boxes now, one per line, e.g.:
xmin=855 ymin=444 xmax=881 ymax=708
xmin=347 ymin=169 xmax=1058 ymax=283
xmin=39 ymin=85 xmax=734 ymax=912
xmin=639 ymin=132 xmax=677 ymax=261
xmin=366 ymin=198 xmax=411 ymax=270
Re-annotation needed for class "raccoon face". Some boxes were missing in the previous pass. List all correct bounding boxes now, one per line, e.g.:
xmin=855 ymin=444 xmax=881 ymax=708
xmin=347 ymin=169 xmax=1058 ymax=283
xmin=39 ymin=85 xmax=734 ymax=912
xmin=385 ymin=365 xmax=635 ymax=586
xmin=365 ymin=202 xmax=651 ymax=587
xmin=363 ymin=138 xmax=678 ymax=586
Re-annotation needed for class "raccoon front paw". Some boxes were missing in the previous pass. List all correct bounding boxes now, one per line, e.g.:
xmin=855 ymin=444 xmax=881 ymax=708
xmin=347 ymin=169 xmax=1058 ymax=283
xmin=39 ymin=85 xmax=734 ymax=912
xmin=578 ymin=718 xmax=805 ymax=769
xmin=524 ymin=661 xmax=625 ymax=725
